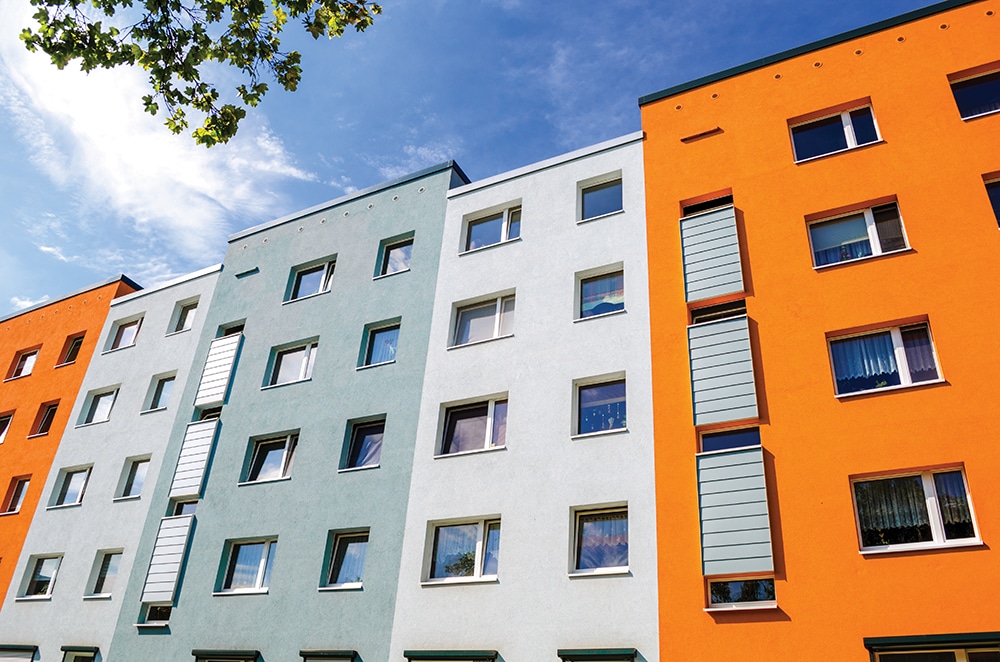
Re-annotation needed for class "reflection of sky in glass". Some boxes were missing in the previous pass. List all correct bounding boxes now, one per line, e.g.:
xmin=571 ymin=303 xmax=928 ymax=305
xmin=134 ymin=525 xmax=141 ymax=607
xmin=577 ymin=511 xmax=628 ymax=570
xmin=482 ymin=522 xmax=500 ymax=575
xmin=125 ymin=460 xmax=149 ymax=496
xmin=262 ymin=543 xmax=276 ymax=588
xmin=455 ymin=303 xmax=497 ymax=344
xmin=274 ymin=346 xmax=307 ymax=384
xmin=89 ymin=392 xmax=115 ymax=422
xmin=367 ymin=327 xmax=398 ymax=364
xmin=115 ymin=321 xmax=140 ymax=347
xmin=384 ymin=241 xmax=412 ymax=273
xmin=16 ymin=351 xmax=36 ymax=376
xmin=350 ymin=423 xmax=383 ymax=467
xmin=579 ymin=381 xmax=626 ymax=433
xmin=499 ymin=297 xmax=515 ymax=336
xmin=331 ymin=534 xmax=368 ymax=584
xmin=60 ymin=470 xmax=88 ymax=504
xmin=431 ymin=524 xmax=478 ymax=578
xmin=250 ymin=439 xmax=287 ymax=480
xmin=95 ymin=552 xmax=121 ymax=593
xmin=582 ymin=180 xmax=622 ymax=219
xmin=467 ymin=214 xmax=503 ymax=250
xmin=293 ymin=265 xmax=325 ymax=298
xmin=152 ymin=377 xmax=174 ymax=408
xmin=492 ymin=401 xmax=507 ymax=447
xmin=227 ymin=543 xmax=265 ymax=589
xmin=28 ymin=557 xmax=59 ymax=595
xmin=581 ymin=272 xmax=624 ymax=317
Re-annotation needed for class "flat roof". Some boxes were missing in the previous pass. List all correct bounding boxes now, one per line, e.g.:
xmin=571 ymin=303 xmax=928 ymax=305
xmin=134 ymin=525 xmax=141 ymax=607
xmin=0 ymin=274 xmax=142 ymax=324
xmin=638 ymin=0 xmax=980 ymax=106
xmin=110 ymin=264 xmax=222 ymax=307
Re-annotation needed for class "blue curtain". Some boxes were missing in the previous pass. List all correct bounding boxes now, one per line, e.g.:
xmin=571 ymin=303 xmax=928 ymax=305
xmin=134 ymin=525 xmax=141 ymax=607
xmin=933 ymin=471 xmax=975 ymax=540
xmin=901 ymin=326 xmax=938 ymax=383
xmin=830 ymin=332 xmax=899 ymax=393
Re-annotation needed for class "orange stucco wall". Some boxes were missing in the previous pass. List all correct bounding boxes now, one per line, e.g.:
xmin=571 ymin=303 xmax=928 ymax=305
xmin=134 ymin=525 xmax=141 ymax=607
xmin=0 ymin=279 xmax=137 ymax=604
xmin=641 ymin=2 xmax=1000 ymax=659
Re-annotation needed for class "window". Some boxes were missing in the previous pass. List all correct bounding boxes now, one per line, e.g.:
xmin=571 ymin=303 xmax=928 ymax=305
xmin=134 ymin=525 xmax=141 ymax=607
xmin=32 ymin=402 xmax=59 ymax=436
xmin=852 ymin=468 xmax=978 ymax=552
xmin=427 ymin=519 xmax=500 ymax=581
xmin=173 ymin=500 xmax=198 ymax=516
xmin=379 ymin=238 xmax=414 ymax=276
xmin=452 ymin=295 xmax=515 ymax=346
xmin=221 ymin=539 xmax=277 ymax=592
xmin=144 ymin=604 xmax=172 ymax=624
xmin=439 ymin=399 xmax=507 ymax=455
xmin=791 ymin=105 xmax=879 ymax=161
xmin=63 ymin=652 xmax=97 ymax=662
xmin=580 ymin=271 xmax=624 ymax=318
xmin=269 ymin=343 xmax=317 ymax=386
xmin=120 ymin=458 xmax=150 ymax=498
xmin=708 ymin=577 xmax=776 ymax=609
xmin=149 ymin=376 xmax=175 ymax=410
xmin=690 ymin=299 xmax=746 ymax=325
xmin=325 ymin=531 xmax=369 ymax=587
xmin=110 ymin=318 xmax=141 ymax=350
xmin=83 ymin=389 xmax=117 ymax=424
xmin=577 ymin=379 xmax=626 ymax=435
xmin=343 ymin=420 xmax=383 ymax=470
xmin=951 ymin=69 xmax=1000 ymax=119
xmin=174 ymin=303 xmax=198 ymax=332
xmin=0 ymin=413 xmax=11 ymax=444
xmin=701 ymin=427 xmax=760 ymax=453
xmin=246 ymin=433 xmax=297 ymax=482
xmin=59 ymin=334 xmax=85 ymax=365
xmin=465 ymin=206 xmax=521 ymax=251
xmin=829 ymin=322 xmax=940 ymax=395
xmin=54 ymin=467 xmax=91 ymax=506
xmin=22 ymin=555 xmax=61 ymax=597
xmin=3 ymin=477 xmax=29 ymax=513
xmin=198 ymin=406 xmax=222 ymax=421
xmin=573 ymin=507 xmax=628 ymax=572
xmin=9 ymin=349 xmax=38 ymax=379
xmin=289 ymin=261 xmax=335 ymax=301
xmin=581 ymin=179 xmax=623 ymax=221
xmin=89 ymin=550 xmax=122 ymax=595
xmin=809 ymin=202 xmax=907 ymax=267
xmin=362 ymin=324 xmax=399 ymax=366
xmin=986 ymin=180 xmax=1000 ymax=226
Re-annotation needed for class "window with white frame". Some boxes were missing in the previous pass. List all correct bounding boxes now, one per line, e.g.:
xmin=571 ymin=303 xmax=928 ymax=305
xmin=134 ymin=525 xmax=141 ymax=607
xmin=144 ymin=604 xmax=172 ymax=624
xmin=986 ymin=180 xmax=1000 ymax=227
xmin=245 ymin=433 xmax=297 ymax=482
xmin=379 ymin=237 xmax=414 ymax=276
xmin=809 ymin=202 xmax=907 ymax=267
xmin=701 ymin=427 xmax=761 ymax=453
xmin=82 ymin=389 xmax=117 ymax=424
xmin=579 ymin=270 xmax=625 ymax=318
xmin=22 ymin=555 xmax=62 ymax=597
xmin=464 ymin=206 xmax=521 ymax=252
xmin=119 ymin=458 xmax=150 ymax=498
xmin=173 ymin=302 xmax=198 ymax=333
xmin=110 ymin=318 xmax=142 ymax=350
xmin=325 ymin=530 xmax=369 ymax=588
xmin=581 ymin=179 xmax=623 ymax=221
xmin=439 ymin=398 xmax=507 ymax=455
xmin=343 ymin=420 xmax=383 ymax=469
xmin=829 ymin=322 xmax=940 ymax=395
xmin=852 ymin=468 xmax=978 ymax=552
xmin=362 ymin=324 xmax=399 ymax=366
xmin=452 ymin=295 xmax=515 ymax=346
xmin=269 ymin=343 xmax=317 ymax=386
xmin=221 ymin=539 xmax=277 ymax=592
xmin=573 ymin=507 xmax=628 ymax=572
xmin=426 ymin=519 xmax=500 ymax=582
xmin=790 ymin=104 xmax=880 ymax=161
xmin=951 ymin=69 xmax=1000 ymax=120
xmin=288 ymin=261 xmax=335 ymax=301
xmin=0 ymin=412 xmax=11 ymax=444
xmin=707 ymin=577 xmax=776 ymax=609
xmin=148 ymin=375 xmax=175 ymax=410
xmin=32 ymin=402 xmax=59 ymax=436
xmin=59 ymin=334 xmax=85 ymax=365
xmin=9 ymin=349 xmax=38 ymax=379
xmin=577 ymin=379 xmax=626 ymax=435
xmin=88 ymin=550 xmax=122 ymax=596
xmin=878 ymin=650 xmax=1000 ymax=662
xmin=54 ymin=467 xmax=91 ymax=506
xmin=3 ymin=477 xmax=29 ymax=513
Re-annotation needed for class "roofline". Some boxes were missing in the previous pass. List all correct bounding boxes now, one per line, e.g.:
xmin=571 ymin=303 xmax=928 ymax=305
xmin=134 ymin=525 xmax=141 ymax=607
xmin=447 ymin=131 xmax=644 ymax=199
xmin=0 ymin=274 xmax=143 ymax=324
xmin=638 ymin=0 xmax=982 ymax=106
xmin=111 ymin=264 xmax=222 ymax=307
xmin=229 ymin=161 xmax=469 ymax=243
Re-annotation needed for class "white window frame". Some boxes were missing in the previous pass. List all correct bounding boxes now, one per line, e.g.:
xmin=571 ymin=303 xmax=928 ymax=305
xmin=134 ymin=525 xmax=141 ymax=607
xmin=807 ymin=203 xmax=910 ymax=268
xmin=9 ymin=349 xmax=38 ymax=379
xmin=437 ymin=397 xmax=508 ymax=457
xmin=19 ymin=555 xmax=63 ymax=599
xmin=451 ymin=295 xmax=515 ymax=347
xmin=579 ymin=174 xmax=624 ymax=223
xmin=267 ymin=343 xmax=318 ymax=387
xmin=0 ymin=413 xmax=11 ymax=444
xmin=704 ymin=575 xmax=777 ymax=612
xmin=323 ymin=529 xmax=370 ymax=590
xmin=790 ymin=105 xmax=882 ymax=162
xmin=52 ymin=466 xmax=92 ymax=507
xmin=86 ymin=549 xmax=123 ymax=598
xmin=829 ymin=323 xmax=943 ymax=397
xmin=109 ymin=318 xmax=142 ymax=351
xmin=422 ymin=517 xmax=501 ymax=585
xmin=81 ymin=389 xmax=118 ymax=425
xmin=173 ymin=302 xmax=199 ymax=333
xmin=462 ymin=206 xmax=521 ymax=253
xmin=219 ymin=539 xmax=277 ymax=594
xmin=576 ymin=265 xmax=626 ymax=321
xmin=287 ymin=261 xmax=335 ymax=302
xmin=570 ymin=505 xmax=629 ymax=577
xmin=851 ymin=468 xmax=981 ymax=554
xmin=243 ymin=433 xmax=297 ymax=484
xmin=573 ymin=375 xmax=628 ymax=438
xmin=3 ymin=477 xmax=29 ymax=514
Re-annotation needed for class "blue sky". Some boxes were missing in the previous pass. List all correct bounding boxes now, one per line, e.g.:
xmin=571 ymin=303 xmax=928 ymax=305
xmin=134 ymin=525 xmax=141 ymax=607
xmin=0 ymin=0 xmax=933 ymax=313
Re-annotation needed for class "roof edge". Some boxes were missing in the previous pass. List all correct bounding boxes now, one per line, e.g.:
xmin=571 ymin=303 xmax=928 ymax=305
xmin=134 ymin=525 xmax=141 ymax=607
xmin=638 ymin=0 xmax=982 ymax=106
xmin=111 ymin=264 xmax=222 ymax=307
xmin=0 ymin=274 xmax=142 ymax=325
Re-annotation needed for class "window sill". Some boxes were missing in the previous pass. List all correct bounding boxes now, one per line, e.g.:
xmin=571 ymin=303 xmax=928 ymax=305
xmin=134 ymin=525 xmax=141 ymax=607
xmin=357 ymin=360 xmax=396 ymax=371
xmin=961 ymin=107 xmax=1000 ymax=122
xmin=135 ymin=622 xmax=169 ymax=630
xmin=164 ymin=328 xmax=193 ymax=338
xmin=577 ymin=209 xmax=625 ymax=225
xmin=140 ymin=407 xmax=167 ymax=415
xmin=337 ymin=464 xmax=380 ymax=474
xmin=261 ymin=378 xmax=313 ymax=391
xmin=46 ymin=502 xmax=83 ymax=511
xmin=793 ymin=139 xmax=885 ymax=165
xmin=574 ymin=309 xmax=627 ymax=323
xmin=3 ymin=374 xmax=31 ymax=383
xmin=15 ymin=595 xmax=52 ymax=602
xmin=212 ymin=589 xmax=269 ymax=596
xmin=54 ymin=361 xmax=77 ymax=369
xmin=237 ymin=476 xmax=292 ymax=487
xmin=420 ymin=576 xmax=499 ymax=587
xmin=112 ymin=495 xmax=141 ymax=503
xmin=459 ymin=237 xmax=522 ymax=257
xmin=812 ymin=247 xmax=912 ymax=271
xmin=0 ymin=509 xmax=21 ymax=517
xmin=571 ymin=427 xmax=629 ymax=441
xmin=697 ymin=444 xmax=761 ymax=457
xmin=860 ymin=539 xmax=984 ymax=555
xmin=835 ymin=378 xmax=946 ymax=399
xmin=434 ymin=445 xmax=507 ymax=460
xmin=282 ymin=290 xmax=331 ymax=306
xmin=83 ymin=594 xmax=113 ymax=601
xmin=705 ymin=601 xmax=778 ymax=613
xmin=568 ymin=566 xmax=630 ymax=578
xmin=102 ymin=344 xmax=136 ymax=355
xmin=25 ymin=432 xmax=50 ymax=439
xmin=373 ymin=268 xmax=411 ymax=281
xmin=447 ymin=334 xmax=514 ymax=351
xmin=318 ymin=583 xmax=363 ymax=592
xmin=75 ymin=419 xmax=110 ymax=429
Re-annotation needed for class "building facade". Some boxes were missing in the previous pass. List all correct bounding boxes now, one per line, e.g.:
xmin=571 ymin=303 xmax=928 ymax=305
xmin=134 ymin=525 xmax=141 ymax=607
xmin=639 ymin=0 xmax=1000 ymax=659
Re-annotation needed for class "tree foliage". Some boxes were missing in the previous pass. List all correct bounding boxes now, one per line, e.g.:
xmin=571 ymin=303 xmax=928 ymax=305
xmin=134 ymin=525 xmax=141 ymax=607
xmin=20 ymin=0 xmax=381 ymax=146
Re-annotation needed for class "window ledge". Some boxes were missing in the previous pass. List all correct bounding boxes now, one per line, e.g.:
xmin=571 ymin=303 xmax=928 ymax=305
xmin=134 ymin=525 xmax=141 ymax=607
xmin=15 ymin=595 xmax=52 ymax=602
xmin=434 ymin=445 xmax=507 ymax=460
xmin=860 ymin=539 xmax=984 ymax=555
xmin=112 ymin=495 xmax=141 ymax=503
xmin=568 ymin=567 xmax=630 ymax=578
xmin=835 ymin=378 xmax=946 ymax=399
xmin=102 ymin=344 xmax=136 ymax=355
xmin=697 ymin=444 xmax=762 ymax=457
xmin=793 ymin=139 xmax=885 ymax=165
xmin=420 ymin=576 xmax=499 ymax=587
xmin=237 ymin=476 xmax=292 ymax=487
xmin=961 ymin=107 xmax=1000 ymax=122
xmin=812 ymin=247 xmax=913 ymax=271
xmin=282 ymin=290 xmax=331 ymax=306
xmin=357 ymin=360 xmax=396 ymax=371
xmin=318 ymin=583 xmax=363 ymax=592
xmin=261 ymin=378 xmax=313 ymax=391
xmin=459 ymin=237 xmax=522 ymax=256
xmin=164 ymin=328 xmax=192 ymax=338
xmin=75 ymin=419 xmax=110 ymax=429
xmin=83 ymin=594 xmax=113 ymax=601
xmin=0 ymin=509 xmax=21 ymax=517
xmin=571 ymin=428 xmax=629 ymax=441
xmin=574 ymin=309 xmax=627 ymax=323
xmin=25 ymin=432 xmax=50 ymax=439
xmin=447 ymin=334 xmax=514 ymax=351
xmin=3 ymin=374 xmax=31 ymax=383
xmin=212 ymin=589 xmax=269 ymax=597
xmin=705 ymin=601 xmax=778 ymax=613
xmin=54 ymin=361 xmax=77 ymax=369
xmin=140 ymin=407 xmax=167 ymax=416
xmin=337 ymin=464 xmax=380 ymax=474
xmin=578 ymin=209 xmax=625 ymax=225
xmin=135 ymin=622 xmax=169 ymax=630
xmin=373 ymin=268 xmax=411 ymax=281
xmin=46 ymin=502 xmax=83 ymax=511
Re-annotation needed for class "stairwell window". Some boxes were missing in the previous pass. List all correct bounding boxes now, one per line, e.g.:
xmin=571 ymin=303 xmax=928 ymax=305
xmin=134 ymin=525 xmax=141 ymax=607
xmin=790 ymin=103 xmax=880 ymax=161
xmin=707 ymin=577 xmax=776 ymax=610
xmin=829 ymin=322 xmax=940 ymax=396
xmin=808 ymin=202 xmax=908 ymax=267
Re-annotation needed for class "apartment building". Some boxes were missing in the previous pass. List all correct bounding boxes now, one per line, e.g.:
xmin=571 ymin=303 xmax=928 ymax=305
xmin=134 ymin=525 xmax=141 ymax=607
xmin=638 ymin=0 xmax=1000 ymax=659
xmin=388 ymin=133 xmax=658 ymax=661
xmin=0 ymin=266 xmax=220 ymax=661
xmin=0 ymin=275 xmax=139 ymax=620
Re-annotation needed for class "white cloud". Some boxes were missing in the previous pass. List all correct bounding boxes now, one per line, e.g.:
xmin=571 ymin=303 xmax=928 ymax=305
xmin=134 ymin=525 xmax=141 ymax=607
xmin=10 ymin=295 xmax=49 ymax=310
xmin=370 ymin=140 xmax=462 ymax=180
xmin=38 ymin=245 xmax=70 ymax=262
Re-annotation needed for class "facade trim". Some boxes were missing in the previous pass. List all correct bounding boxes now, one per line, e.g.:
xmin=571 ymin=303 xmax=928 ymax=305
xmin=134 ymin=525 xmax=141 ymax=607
xmin=298 ymin=651 xmax=359 ymax=661
xmin=403 ymin=652 xmax=499 ymax=661
xmin=0 ymin=274 xmax=142 ymax=324
xmin=191 ymin=650 xmax=261 ymax=661
xmin=557 ymin=649 xmax=639 ymax=661
xmin=864 ymin=632 xmax=1000 ymax=651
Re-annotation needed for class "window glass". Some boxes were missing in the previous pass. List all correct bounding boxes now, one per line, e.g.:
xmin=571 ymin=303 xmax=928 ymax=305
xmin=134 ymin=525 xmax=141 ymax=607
xmin=123 ymin=459 xmax=149 ymax=497
xmin=849 ymin=107 xmax=878 ymax=144
xmin=365 ymin=326 xmax=399 ymax=365
xmin=467 ymin=213 xmax=504 ymax=250
xmin=175 ymin=303 xmax=198 ymax=332
xmin=709 ymin=578 xmax=776 ymax=605
xmin=93 ymin=552 xmax=122 ymax=594
xmin=271 ymin=344 xmax=316 ymax=385
xmin=441 ymin=400 xmax=507 ymax=454
xmin=346 ymin=422 xmax=383 ymax=469
xmin=382 ymin=240 xmax=413 ymax=275
xmin=582 ymin=180 xmax=623 ymax=220
xmin=810 ymin=213 xmax=872 ymax=265
xmin=112 ymin=320 xmax=140 ymax=349
xmin=576 ymin=509 xmax=628 ymax=570
xmin=951 ymin=70 xmax=1000 ymax=119
xmin=85 ymin=391 xmax=116 ymax=424
xmin=987 ymin=181 xmax=1000 ymax=226
xmin=507 ymin=208 xmax=521 ymax=239
xmin=146 ymin=605 xmax=172 ymax=622
xmin=455 ymin=302 xmax=498 ymax=345
xmin=62 ymin=336 xmax=84 ymax=364
xmin=26 ymin=557 xmax=60 ymax=596
xmin=248 ymin=435 xmax=296 ymax=481
xmin=900 ymin=325 xmax=939 ymax=384
xmin=880 ymin=654 xmax=956 ymax=662
xmin=57 ymin=469 xmax=90 ymax=505
xmin=329 ymin=532 xmax=368 ymax=585
xmin=482 ymin=521 xmax=501 ymax=576
xmin=291 ymin=265 xmax=331 ymax=300
xmin=173 ymin=500 xmax=197 ymax=516
xmin=872 ymin=203 xmax=907 ymax=252
xmin=151 ymin=376 xmax=175 ymax=409
xmin=830 ymin=331 xmax=900 ymax=393
xmin=224 ymin=540 xmax=276 ymax=590
xmin=701 ymin=427 xmax=760 ymax=452
xmin=933 ymin=471 xmax=976 ymax=540
xmin=578 ymin=380 xmax=626 ymax=434
xmin=431 ymin=523 xmax=480 ymax=578
xmin=792 ymin=115 xmax=848 ymax=160
xmin=491 ymin=401 xmax=508 ymax=448
xmin=35 ymin=403 xmax=58 ymax=435
xmin=5 ymin=478 xmax=29 ymax=513
xmin=0 ymin=414 xmax=11 ymax=443
xmin=580 ymin=271 xmax=625 ymax=318
xmin=12 ymin=350 xmax=38 ymax=378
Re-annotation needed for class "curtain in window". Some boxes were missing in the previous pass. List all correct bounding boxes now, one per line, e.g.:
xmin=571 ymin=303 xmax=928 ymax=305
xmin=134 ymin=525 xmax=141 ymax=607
xmin=830 ymin=332 xmax=900 ymax=393
xmin=853 ymin=477 xmax=931 ymax=547
xmin=431 ymin=524 xmax=478 ymax=578
xmin=810 ymin=214 xmax=872 ymax=266
xmin=579 ymin=381 xmax=626 ymax=433
xmin=900 ymin=325 xmax=938 ymax=383
xmin=581 ymin=273 xmax=625 ymax=317
xmin=350 ymin=424 xmax=383 ymax=467
xmin=577 ymin=512 xmax=628 ymax=569
xmin=933 ymin=471 xmax=975 ymax=540
xmin=227 ymin=543 xmax=264 ymax=589
xmin=332 ymin=536 xmax=368 ymax=584
xmin=443 ymin=405 xmax=488 ymax=454
xmin=368 ymin=328 xmax=398 ymax=364
xmin=482 ymin=522 xmax=500 ymax=575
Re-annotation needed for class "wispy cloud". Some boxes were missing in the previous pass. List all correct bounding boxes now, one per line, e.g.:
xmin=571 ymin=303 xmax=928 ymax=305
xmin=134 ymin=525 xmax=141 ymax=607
xmin=10 ymin=295 xmax=49 ymax=310
xmin=368 ymin=139 xmax=462 ymax=180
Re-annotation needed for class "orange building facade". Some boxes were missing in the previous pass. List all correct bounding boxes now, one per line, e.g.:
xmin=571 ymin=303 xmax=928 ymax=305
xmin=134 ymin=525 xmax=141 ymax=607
xmin=0 ymin=276 xmax=138 ymax=606
xmin=640 ymin=0 xmax=1000 ymax=659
